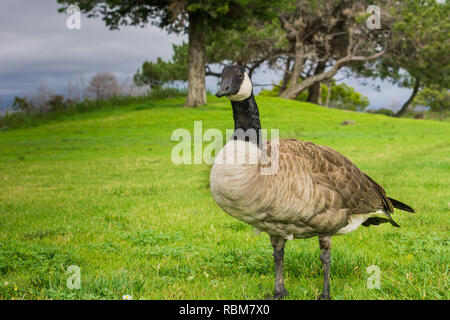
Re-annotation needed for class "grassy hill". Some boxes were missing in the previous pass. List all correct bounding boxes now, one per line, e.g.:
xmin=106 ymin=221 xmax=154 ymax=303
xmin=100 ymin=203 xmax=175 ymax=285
xmin=0 ymin=95 xmax=448 ymax=300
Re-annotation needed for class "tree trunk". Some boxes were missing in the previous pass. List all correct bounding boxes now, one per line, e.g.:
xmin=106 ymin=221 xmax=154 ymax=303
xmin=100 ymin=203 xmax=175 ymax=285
xmin=185 ymin=12 xmax=206 ymax=108
xmin=395 ymin=78 xmax=421 ymax=117
xmin=247 ymin=58 xmax=265 ymax=79
xmin=440 ymin=104 xmax=443 ymax=121
xmin=317 ymin=84 xmax=322 ymax=105
xmin=307 ymin=61 xmax=326 ymax=104
xmin=279 ymin=43 xmax=305 ymax=99
xmin=278 ymin=57 xmax=292 ymax=96
xmin=325 ymin=81 xmax=332 ymax=108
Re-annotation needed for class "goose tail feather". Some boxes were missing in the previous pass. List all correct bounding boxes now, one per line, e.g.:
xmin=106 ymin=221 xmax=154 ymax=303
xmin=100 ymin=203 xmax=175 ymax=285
xmin=388 ymin=197 xmax=415 ymax=213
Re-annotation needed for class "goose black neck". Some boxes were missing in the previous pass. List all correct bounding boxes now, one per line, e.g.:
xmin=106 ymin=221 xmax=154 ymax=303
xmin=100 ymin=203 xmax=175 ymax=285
xmin=231 ymin=93 xmax=261 ymax=146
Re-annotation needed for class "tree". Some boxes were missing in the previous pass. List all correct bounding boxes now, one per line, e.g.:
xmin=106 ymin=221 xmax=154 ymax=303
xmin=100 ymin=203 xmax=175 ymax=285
xmin=326 ymin=82 xmax=369 ymax=112
xmin=351 ymin=0 xmax=449 ymax=117
xmin=414 ymin=86 xmax=449 ymax=121
xmin=134 ymin=43 xmax=189 ymax=88
xmin=86 ymin=72 xmax=120 ymax=100
xmin=46 ymin=95 xmax=66 ymax=112
xmin=12 ymin=97 xmax=33 ymax=115
xmin=22 ymin=83 xmax=57 ymax=113
xmin=276 ymin=0 xmax=394 ymax=100
xmin=58 ymin=0 xmax=286 ymax=107
xmin=13 ymin=84 xmax=72 ymax=114
xmin=391 ymin=0 xmax=449 ymax=117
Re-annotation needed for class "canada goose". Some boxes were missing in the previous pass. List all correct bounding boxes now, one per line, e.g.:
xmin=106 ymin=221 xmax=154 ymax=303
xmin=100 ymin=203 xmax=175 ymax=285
xmin=210 ymin=65 xmax=415 ymax=300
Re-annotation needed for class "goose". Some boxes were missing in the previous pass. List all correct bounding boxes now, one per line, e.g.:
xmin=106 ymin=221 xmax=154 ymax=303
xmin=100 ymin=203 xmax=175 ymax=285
xmin=210 ymin=65 xmax=415 ymax=300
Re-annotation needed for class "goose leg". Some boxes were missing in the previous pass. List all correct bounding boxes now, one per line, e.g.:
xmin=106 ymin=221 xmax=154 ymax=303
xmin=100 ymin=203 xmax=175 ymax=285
xmin=270 ymin=235 xmax=289 ymax=299
xmin=317 ymin=235 xmax=332 ymax=300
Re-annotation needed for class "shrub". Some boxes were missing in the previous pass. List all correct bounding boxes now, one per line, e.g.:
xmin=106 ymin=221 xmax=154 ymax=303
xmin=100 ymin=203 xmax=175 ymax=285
xmin=146 ymin=86 xmax=187 ymax=100
xmin=367 ymin=108 xmax=395 ymax=117
xmin=259 ymin=81 xmax=369 ymax=111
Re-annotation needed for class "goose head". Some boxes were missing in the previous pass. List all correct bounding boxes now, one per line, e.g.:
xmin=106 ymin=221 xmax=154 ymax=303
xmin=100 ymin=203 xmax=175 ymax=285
xmin=216 ymin=65 xmax=253 ymax=101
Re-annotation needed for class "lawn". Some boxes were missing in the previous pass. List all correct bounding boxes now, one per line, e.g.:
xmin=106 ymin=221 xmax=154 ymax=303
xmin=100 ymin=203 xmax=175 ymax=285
xmin=0 ymin=95 xmax=448 ymax=300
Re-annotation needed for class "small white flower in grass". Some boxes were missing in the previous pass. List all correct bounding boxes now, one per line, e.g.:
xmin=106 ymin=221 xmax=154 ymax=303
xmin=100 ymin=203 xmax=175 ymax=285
xmin=122 ymin=294 xmax=133 ymax=300
xmin=188 ymin=275 xmax=194 ymax=281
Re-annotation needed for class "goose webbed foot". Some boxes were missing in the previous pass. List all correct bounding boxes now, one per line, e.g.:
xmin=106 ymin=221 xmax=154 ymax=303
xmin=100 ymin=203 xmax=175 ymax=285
xmin=265 ymin=287 xmax=289 ymax=300
xmin=273 ymin=287 xmax=289 ymax=300
xmin=316 ymin=292 xmax=331 ymax=300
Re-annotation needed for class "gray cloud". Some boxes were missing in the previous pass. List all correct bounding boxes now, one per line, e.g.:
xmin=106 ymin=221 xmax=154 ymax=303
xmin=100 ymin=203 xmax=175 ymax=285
xmin=0 ymin=0 xmax=183 ymax=108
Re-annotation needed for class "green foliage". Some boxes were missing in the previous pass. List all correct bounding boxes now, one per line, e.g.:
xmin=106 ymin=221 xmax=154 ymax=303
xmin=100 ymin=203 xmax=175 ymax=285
xmin=135 ymin=17 xmax=288 ymax=87
xmin=134 ymin=44 xmax=188 ymax=88
xmin=352 ymin=0 xmax=450 ymax=89
xmin=414 ymin=86 xmax=450 ymax=113
xmin=367 ymin=108 xmax=395 ymax=117
xmin=11 ymin=94 xmax=73 ymax=116
xmin=0 ymin=95 xmax=448 ymax=299
xmin=46 ymin=95 xmax=67 ymax=112
xmin=392 ymin=0 xmax=450 ymax=87
xmin=12 ymin=97 xmax=33 ymax=115
xmin=259 ymin=81 xmax=369 ymax=111
xmin=57 ymin=1 xmax=288 ymax=33
xmin=328 ymin=83 xmax=369 ymax=112
xmin=205 ymin=17 xmax=288 ymax=68
xmin=146 ymin=86 xmax=187 ymax=101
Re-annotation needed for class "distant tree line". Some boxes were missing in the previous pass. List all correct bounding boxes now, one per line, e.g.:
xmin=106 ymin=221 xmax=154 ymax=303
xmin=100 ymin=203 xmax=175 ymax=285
xmin=1 ymin=72 xmax=185 ymax=129
xmin=11 ymin=72 xmax=145 ymax=115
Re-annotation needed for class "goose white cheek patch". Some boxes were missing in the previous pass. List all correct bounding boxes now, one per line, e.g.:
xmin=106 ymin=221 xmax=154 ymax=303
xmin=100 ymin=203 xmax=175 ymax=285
xmin=228 ymin=72 xmax=253 ymax=101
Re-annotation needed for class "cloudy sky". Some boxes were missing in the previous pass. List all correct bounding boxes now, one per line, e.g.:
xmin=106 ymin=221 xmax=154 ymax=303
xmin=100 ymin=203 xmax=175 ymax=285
xmin=0 ymin=0 xmax=412 ymax=111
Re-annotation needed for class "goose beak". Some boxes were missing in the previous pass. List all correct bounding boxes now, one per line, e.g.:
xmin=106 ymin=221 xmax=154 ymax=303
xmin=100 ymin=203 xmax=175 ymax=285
xmin=216 ymin=79 xmax=233 ymax=97
xmin=215 ymin=90 xmax=227 ymax=98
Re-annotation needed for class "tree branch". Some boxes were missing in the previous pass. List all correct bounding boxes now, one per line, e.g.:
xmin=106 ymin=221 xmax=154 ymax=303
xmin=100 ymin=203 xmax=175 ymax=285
xmin=205 ymin=66 xmax=221 ymax=78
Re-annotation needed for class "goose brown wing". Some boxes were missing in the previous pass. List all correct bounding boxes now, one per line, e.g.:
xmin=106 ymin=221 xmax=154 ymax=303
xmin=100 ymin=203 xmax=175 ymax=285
xmin=274 ymin=139 xmax=394 ymax=215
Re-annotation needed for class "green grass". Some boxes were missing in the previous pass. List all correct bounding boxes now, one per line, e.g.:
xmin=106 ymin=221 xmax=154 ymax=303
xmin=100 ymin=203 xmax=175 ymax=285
xmin=0 ymin=95 xmax=448 ymax=300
